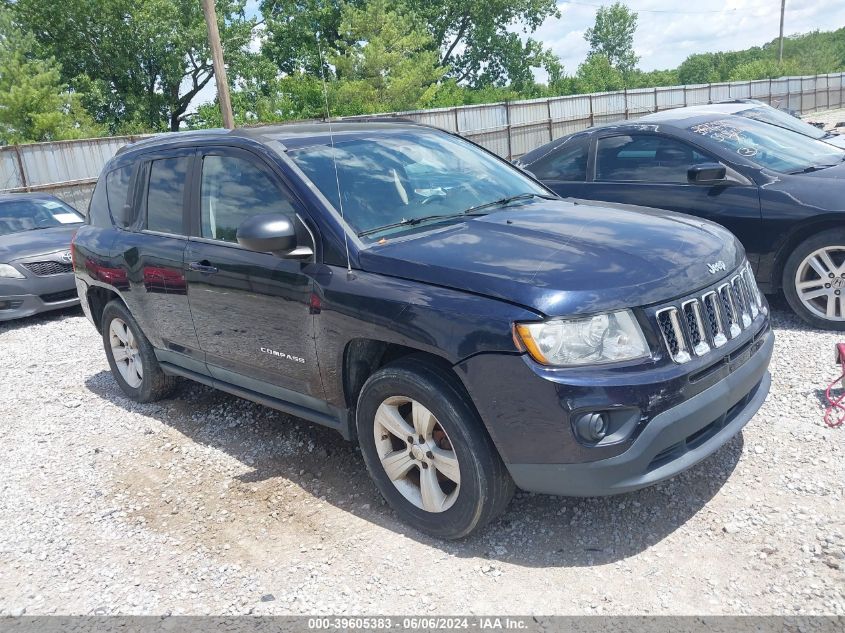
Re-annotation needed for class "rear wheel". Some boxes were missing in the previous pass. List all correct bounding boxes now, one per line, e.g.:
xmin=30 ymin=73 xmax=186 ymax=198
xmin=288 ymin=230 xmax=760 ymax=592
xmin=356 ymin=356 xmax=514 ymax=539
xmin=101 ymin=300 xmax=177 ymax=402
xmin=784 ymin=230 xmax=845 ymax=330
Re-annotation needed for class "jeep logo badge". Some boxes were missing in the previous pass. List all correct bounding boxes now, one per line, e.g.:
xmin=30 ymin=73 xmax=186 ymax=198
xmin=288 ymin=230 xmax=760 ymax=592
xmin=707 ymin=261 xmax=726 ymax=274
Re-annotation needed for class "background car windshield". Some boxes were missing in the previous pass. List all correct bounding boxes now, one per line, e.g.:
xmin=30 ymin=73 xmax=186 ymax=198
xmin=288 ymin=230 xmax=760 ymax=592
xmin=0 ymin=199 xmax=83 ymax=236
xmin=289 ymin=131 xmax=548 ymax=239
xmin=688 ymin=117 xmax=844 ymax=173
xmin=738 ymin=105 xmax=827 ymax=141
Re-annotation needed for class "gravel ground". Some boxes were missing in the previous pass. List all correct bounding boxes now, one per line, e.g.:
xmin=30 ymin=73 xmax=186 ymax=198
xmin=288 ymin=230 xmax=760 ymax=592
xmin=0 ymin=298 xmax=843 ymax=616
xmin=803 ymin=107 xmax=845 ymax=131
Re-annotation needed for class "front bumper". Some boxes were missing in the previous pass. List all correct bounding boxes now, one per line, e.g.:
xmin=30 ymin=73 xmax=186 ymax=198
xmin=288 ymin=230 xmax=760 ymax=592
xmin=507 ymin=331 xmax=772 ymax=496
xmin=0 ymin=274 xmax=79 ymax=321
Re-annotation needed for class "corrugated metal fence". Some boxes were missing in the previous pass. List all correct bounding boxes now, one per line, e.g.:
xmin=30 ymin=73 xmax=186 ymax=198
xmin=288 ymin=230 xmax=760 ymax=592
xmin=2 ymin=72 xmax=844 ymax=210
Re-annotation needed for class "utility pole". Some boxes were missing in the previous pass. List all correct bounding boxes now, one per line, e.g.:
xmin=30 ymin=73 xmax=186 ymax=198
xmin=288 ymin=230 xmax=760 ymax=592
xmin=201 ymin=0 xmax=235 ymax=129
xmin=778 ymin=0 xmax=786 ymax=63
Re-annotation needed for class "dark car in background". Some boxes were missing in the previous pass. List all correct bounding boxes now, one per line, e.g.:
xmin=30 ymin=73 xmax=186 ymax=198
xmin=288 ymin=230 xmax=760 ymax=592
xmin=73 ymin=121 xmax=772 ymax=538
xmin=0 ymin=193 xmax=83 ymax=321
xmin=721 ymin=99 xmax=845 ymax=149
xmin=517 ymin=108 xmax=845 ymax=330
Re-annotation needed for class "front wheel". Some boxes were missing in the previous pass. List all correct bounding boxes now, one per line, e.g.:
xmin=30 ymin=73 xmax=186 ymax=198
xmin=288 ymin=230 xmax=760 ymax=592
xmin=784 ymin=230 xmax=845 ymax=330
xmin=356 ymin=356 xmax=514 ymax=539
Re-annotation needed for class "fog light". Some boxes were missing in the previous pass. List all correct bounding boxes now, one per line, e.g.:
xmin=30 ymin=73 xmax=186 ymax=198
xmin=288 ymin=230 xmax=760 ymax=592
xmin=574 ymin=412 xmax=608 ymax=443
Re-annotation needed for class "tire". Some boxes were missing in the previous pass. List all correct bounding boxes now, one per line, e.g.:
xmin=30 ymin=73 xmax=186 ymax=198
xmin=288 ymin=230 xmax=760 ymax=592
xmin=101 ymin=300 xmax=177 ymax=402
xmin=356 ymin=355 xmax=514 ymax=539
xmin=783 ymin=229 xmax=845 ymax=330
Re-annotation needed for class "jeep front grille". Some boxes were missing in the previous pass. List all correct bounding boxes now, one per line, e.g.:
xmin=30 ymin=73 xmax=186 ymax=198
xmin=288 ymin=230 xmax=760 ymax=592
xmin=656 ymin=263 xmax=763 ymax=364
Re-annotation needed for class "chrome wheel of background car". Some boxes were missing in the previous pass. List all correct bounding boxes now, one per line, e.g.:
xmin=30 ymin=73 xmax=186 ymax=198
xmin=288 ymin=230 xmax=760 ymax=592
xmin=795 ymin=246 xmax=845 ymax=322
xmin=109 ymin=317 xmax=143 ymax=388
xmin=373 ymin=396 xmax=461 ymax=513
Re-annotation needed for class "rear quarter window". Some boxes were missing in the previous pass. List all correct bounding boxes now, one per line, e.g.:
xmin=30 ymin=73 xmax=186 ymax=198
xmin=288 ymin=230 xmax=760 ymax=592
xmin=106 ymin=165 xmax=135 ymax=228
xmin=528 ymin=141 xmax=588 ymax=181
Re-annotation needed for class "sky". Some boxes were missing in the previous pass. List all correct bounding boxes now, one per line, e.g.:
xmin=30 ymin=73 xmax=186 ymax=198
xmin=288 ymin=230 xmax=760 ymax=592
xmin=538 ymin=0 xmax=845 ymax=75
xmin=190 ymin=0 xmax=845 ymax=110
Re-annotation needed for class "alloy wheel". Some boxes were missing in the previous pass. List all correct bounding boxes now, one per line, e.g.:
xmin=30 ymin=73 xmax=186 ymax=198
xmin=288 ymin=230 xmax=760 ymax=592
xmin=795 ymin=246 xmax=845 ymax=322
xmin=373 ymin=396 xmax=461 ymax=513
xmin=109 ymin=317 xmax=143 ymax=388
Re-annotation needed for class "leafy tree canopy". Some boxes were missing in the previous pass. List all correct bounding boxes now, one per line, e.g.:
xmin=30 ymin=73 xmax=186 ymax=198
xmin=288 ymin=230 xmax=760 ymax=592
xmin=0 ymin=8 xmax=101 ymax=144
xmin=8 ymin=0 xmax=256 ymax=132
xmin=584 ymin=1 xmax=638 ymax=76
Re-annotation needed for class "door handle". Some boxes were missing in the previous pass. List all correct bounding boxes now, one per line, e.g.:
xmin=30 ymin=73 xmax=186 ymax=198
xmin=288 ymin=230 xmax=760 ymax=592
xmin=188 ymin=260 xmax=218 ymax=274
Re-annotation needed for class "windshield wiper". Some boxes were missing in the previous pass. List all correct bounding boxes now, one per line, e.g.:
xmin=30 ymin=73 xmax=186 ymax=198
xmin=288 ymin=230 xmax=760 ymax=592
xmin=357 ymin=193 xmax=555 ymax=238
xmin=358 ymin=212 xmax=468 ymax=238
xmin=789 ymin=164 xmax=837 ymax=174
xmin=460 ymin=192 xmax=555 ymax=216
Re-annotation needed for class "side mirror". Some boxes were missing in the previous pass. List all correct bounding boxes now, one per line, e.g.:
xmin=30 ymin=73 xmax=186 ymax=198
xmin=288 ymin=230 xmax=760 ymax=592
xmin=688 ymin=163 xmax=727 ymax=185
xmin=236 ymin=213 xmax=297 ymax=256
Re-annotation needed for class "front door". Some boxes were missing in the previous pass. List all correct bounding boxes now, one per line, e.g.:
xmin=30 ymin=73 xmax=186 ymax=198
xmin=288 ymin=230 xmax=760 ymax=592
xmin=580 ymin=133 xmax=764 ymax=261
xmin=184 ymin=147 xmax=323 ymax=399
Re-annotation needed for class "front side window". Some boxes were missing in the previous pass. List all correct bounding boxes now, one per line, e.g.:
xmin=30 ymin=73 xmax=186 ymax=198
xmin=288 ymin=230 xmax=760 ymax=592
xmin=0 ymin=198 xmax=83 ymax=236
xmin=106 ymin=165 xmax=134 ymax=228
xmin=146 ymin=157 xmax=188 ymax=235
xmin=687 ymin=117 xmax=845 ymax=173
xmin=596 ymin=135 xmax=710 ymax=183
xmin=530 ymin=142 xmax=588 ymax=181
xmin=288 ymin=129 xmax=549 ymax=240
xmin=200 ymin=155 xmax=295 ymax=243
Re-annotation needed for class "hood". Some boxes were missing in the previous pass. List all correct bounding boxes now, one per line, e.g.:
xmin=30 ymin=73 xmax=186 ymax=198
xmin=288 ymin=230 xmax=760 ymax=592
xmin=0 ymin=225 xmax=79 ymax=263
xmin=799 ymin=161 xmax=845 ymax=180
xmin=358 ymin=199 xmax=743 ymax=316
xmin=823 ymin=133 xmax=845 ymax=150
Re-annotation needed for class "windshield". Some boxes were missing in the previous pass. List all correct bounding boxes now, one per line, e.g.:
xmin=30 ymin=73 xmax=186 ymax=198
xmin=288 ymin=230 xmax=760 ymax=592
xmin=737 ymin=105 xmax=827 ymax=141
xmin=0 ymin=198 xmax=83 ymax=237
xmin=688 ymin=117 xmax=845 ymax=173
xmin=289 ymin=130 xmax=549 ymax=240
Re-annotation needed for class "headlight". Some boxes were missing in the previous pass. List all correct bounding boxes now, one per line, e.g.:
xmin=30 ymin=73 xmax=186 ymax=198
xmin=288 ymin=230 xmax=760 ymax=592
xmin=514 ymin=310 xmax=649 ymax=366
xmin=0 ymin=264 xmax=24 ymax=279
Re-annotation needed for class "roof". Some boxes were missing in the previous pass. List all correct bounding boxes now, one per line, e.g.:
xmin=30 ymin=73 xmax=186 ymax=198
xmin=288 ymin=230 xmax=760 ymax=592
xmin=0 ymin=192 xmax=62 ymax=203
xmin=115 ymin=119 xmax=433 ymax=157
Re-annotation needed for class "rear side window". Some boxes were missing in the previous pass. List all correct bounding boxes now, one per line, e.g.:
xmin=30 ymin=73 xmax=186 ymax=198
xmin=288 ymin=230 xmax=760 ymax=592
xmin=529 ymin=142 xmax=588 ymax=181
xmin=106 ymin=165 xmax=134 ymax=228
xmin=200 ymin=155 xmax=295 ymax=243
xmin=146 ymin=157 xmax=188 ymax=234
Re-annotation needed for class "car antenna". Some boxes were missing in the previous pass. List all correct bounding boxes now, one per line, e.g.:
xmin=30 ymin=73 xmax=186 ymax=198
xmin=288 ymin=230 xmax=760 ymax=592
xmin=315 ymin=32 xmax=354 ymax=280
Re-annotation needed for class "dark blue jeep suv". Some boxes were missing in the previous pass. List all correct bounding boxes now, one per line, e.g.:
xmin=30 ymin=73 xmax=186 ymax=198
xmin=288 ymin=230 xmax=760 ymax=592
xmin=73 ymin=121 xmax=773 ymax=538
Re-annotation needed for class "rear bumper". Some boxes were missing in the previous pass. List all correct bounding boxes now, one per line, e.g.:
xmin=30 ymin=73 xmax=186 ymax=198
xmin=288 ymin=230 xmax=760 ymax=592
xmin=506 ymin=332 xmax=772 ymax=496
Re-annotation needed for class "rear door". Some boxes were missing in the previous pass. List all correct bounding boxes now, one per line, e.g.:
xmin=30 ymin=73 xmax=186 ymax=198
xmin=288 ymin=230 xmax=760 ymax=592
xmin=111 ymin=148 xmax=205 ymax=373
xmin=184 ymin=146 xmax=323 ymax=400
xmin=579 ymin=132 xmax=763 ymax=256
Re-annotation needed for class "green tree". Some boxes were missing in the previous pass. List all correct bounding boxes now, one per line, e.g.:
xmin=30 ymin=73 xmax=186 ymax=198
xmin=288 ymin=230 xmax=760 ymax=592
xmin=0 ymin=9 xmax=100 ymax=144
xmin=728 ymin=59 xmax=799 ymax=81
xmin=331 ymin=0 xmax=445 ymax=112
xmin=583 ymin=1 xmax=638 ymax=77
xmin=9 ymin=0 xmax=257 ymax=132
xmin=259 ymin=0 xmax=356 ymax=76
xmin=260 ymin=0 xmax=562 ymax=89
xmin=677 ymin=53 xmax=718 ymax=84
xmin=414 ymin=0 xmax=561 ymax=87
xmin=575 ymin=54 xmax=624 ymax=93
